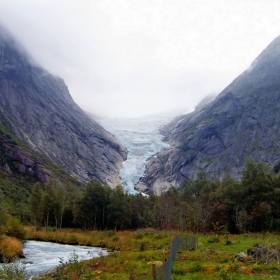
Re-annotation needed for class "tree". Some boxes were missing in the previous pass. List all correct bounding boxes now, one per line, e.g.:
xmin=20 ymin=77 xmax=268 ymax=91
xmin=241 ymin=160 xmax=274 ymax=231
xmin=108 ymin=185 xmax=131 ymax=230
xmin=232 ymin=204 xmax=249 ymax=233
xmin=29 ymin=182 xmax=43 ymax=231
xmin=74 ymin=181 xmax=111 ymax=230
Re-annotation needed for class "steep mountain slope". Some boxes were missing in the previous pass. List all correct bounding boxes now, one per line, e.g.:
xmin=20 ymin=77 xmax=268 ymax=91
xmin=0 ymin=25 xmax=127 ymax=186
xmin=136 ymin=35 xmax=280 ymax=194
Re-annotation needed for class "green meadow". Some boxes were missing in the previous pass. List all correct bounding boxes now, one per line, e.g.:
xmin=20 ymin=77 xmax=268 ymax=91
xmin=25 ymin=229 xmax=280 ymax=279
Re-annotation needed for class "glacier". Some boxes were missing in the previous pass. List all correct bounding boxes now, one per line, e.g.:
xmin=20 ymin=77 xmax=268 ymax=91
xmin=99 ymin=113 xmax=177 ymax=194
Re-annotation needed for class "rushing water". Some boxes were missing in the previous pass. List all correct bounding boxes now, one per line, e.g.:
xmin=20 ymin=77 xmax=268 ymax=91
xmin=0 ymin=114 xmax=179 ymax=276
xmin=99 ymin=113 xmax=177 ymax=194
xmin=21 ymin=241 xmax=108 ymax=277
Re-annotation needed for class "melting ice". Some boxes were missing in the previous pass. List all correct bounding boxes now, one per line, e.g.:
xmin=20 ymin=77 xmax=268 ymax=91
xmin=99 ymin=113 xmax=177 ymax=194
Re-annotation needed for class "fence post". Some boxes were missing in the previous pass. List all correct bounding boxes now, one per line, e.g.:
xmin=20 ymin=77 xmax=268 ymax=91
xmin=130 ymin=235 xmax=198 ymax=279
xmin=152 ymin=263 xmax=156 ymax=280
xmin=129 ymin=268 xmax=135 ymax=280
xmin=162 ymin=252 xmax=167 ymax=279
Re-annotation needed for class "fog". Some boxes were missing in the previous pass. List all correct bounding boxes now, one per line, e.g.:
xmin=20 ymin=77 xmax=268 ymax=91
xmin=0 ymin=0 xmax=280 ymax=118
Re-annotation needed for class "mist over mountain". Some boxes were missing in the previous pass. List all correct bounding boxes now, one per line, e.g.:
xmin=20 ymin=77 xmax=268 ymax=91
xmin=0 ymin=25 xmax=127 ymax=186
xmin=136 ymin=35 xmax=280 ymax=194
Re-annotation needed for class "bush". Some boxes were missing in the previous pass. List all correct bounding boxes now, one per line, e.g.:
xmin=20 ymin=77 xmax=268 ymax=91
xmin=139 ymin=242 xmax=147 ymax=251
xmin=67 ymin=234 xmax=78 ymax=245
xmin=56 ymin=251 xmax=96 ymax=279
xmin=191 ymin=263 xmax=203 ymax=272
xmin=172 ymin=266 xmax=186 ymax=275
xmin=0 ymin=236 xmax=24 ymax=261
xmin=112 ymin=236 xmax=119 ymax=242
xmin=219 ymin=268 xmax=231 ymax=280
xmin=4 ymin=217 xmax=26 ymax=240
xmin=225 ymin=240 xmax=233 ymax=245
xmin=134 ymin=230 xmax=144 ymax=239
xmin=207 ymin=236 xmax=220 ymax=244
xmin=0 ymin=259 xmax=29 ymax=280
xmin=104 ymin=230 xmax=115 ymax=237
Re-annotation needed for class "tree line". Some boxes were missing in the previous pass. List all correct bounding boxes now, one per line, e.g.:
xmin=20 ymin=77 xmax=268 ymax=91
xmin=2 ymin=160 xmax=280 ymax=234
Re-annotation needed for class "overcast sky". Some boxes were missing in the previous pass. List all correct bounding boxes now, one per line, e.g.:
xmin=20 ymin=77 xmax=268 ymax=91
xmin=0 ymin=0 xmax=280 ymax=118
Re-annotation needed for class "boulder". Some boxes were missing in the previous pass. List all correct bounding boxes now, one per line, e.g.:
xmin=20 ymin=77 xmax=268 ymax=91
xmin=234 ymin=252 xmax=248 ymax=263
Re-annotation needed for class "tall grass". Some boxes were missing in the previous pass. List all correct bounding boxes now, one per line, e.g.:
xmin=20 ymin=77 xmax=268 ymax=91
xmin=172 ymin=233 xmax=280 ymax=279
xmin=26 ymin=228 xmax=280 ymax=279
xmin=0 ymin=235 xmax=24 ymax=261
xmin=26 ymin=227 xmax=176 ymax=252
xmin=0 ymin=259 xmax=29 ymax=280
xmin=26 ymin=227 xmax=177 ymax=279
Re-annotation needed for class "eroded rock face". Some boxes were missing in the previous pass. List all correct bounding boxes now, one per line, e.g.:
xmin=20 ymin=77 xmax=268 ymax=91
xmin=136 ymin=35 xmax=280 ymax=194
xmin=0 ymin=132 xmax=56 ymax=182
xmin=0 ymin=25 xmax=127 ymax=186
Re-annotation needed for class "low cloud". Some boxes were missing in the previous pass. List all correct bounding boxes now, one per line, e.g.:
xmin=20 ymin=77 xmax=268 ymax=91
xmin=0 ymin=1 xmax=280 ymax=118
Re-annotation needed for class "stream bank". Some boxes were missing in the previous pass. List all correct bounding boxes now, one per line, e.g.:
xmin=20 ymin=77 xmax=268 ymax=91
xmin=22 ymin=240 xmax=109 ymax=277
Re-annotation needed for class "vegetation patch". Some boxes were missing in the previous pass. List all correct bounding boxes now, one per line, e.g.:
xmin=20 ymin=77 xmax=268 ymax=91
xmin=0 ymin=236 xmax=24 ymax=261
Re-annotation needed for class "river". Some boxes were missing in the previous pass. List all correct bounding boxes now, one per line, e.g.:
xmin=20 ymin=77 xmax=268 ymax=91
xmin=3 ymin=114 xmax=179 ymax=276
xmin=21 ymin=240 xmax=109 ymax=277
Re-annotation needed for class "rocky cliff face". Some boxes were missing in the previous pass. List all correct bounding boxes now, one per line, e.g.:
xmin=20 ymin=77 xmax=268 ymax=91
xmin=0 ymin=25 xmax=127 ymax=186
xmin=136 ymin=35 xmax=280 ymax=194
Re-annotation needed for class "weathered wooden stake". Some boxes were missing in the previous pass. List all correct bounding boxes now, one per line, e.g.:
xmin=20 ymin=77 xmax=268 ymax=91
xmin=152 ymin=263 xmax=156 ymax=280
xmin=162 ymin=252 xmax=166 ymax=279
xmin=129 ymin=268 xmax=135 ymax=280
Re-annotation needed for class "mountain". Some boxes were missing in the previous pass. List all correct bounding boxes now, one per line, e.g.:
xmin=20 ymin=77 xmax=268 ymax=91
xmin=136 ymin=35 xmax=280 ymax=194
xmin=0 ymin=25 xmax=127 ymax=186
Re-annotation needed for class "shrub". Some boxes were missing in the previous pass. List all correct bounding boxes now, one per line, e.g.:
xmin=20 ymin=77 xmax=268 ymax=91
xmin=139 ymin=242 xmax=146 ymax=251
xmin=225 ymin=240 xmax=233 ymax=245
xmin=112 ymin=236 xmax=119 ymax=242
xmin=67 ymin=234 xmax=78 ymax=245
xmin=56 ymin=251 xmax=96 ymax=280
xmin=172 ymin=266 xmax=186 ymax=275
xmin=0 ymin=236 xmax=24 ymax=261
xmin=0 ymin=259 xmax=29 ymax=280
xmin=219 ymin=268 xmax=231 ymax=280
xmin=134 ymin=230 xmax=144 ymax=239
xmin=191 ymin=263 xmax=203 ymax=272
xmin=4 ymin=217 xmax=26 ymax=240
xmin=207 ymin=236 xmax=220 ymax=244
xmin=104 ymin=230 xmax=115 ymax=237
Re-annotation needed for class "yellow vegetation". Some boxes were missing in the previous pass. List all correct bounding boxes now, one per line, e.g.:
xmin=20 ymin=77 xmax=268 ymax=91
xmin=204 ymin=265 xmax=216 ymax=274
xmin=0 ymin=235 xmax=23 ymax=260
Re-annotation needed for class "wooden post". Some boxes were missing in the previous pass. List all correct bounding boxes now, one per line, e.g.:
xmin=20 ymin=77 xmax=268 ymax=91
xmin=152 ymin=264 xmax=156 ymax=280
xmin=129 ymin=268 xmax=135 ymax=280
xmin=162 ymin=252 xmax=167 ymax=279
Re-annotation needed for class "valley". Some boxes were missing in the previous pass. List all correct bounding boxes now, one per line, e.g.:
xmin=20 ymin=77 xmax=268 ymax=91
xmin=1 ymin=13 xmax=280 ymax=279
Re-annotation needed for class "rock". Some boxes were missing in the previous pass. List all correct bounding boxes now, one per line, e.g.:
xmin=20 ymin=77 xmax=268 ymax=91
xmin=234 ymin=252 xmax=247 ymax=262
xmin=0 ymin=25 xmax=127 ymax=186
xmin=136 ymin=35 xmax=280 ymax=194
xmin=22 ymin=261 xmax=33 ymax=264
xmin=247 ymin=244 xmax=280 ymax=264
xmin=147 ymin=260 xmax=163 ymax=266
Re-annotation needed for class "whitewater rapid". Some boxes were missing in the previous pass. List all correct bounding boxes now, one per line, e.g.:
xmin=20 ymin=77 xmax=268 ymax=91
xmin=99 ymin=113 xmax=177 ymax=194
xmin=22 ymin=241 xmax=108 ymax=277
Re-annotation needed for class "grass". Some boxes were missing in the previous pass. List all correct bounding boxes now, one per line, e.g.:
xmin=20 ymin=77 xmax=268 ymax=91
xmin=25 ymin=229 xmax=280 ymax=279
xmin=172 ymin=232 xmax=280 ymax=279
xmin=26 ymin=227 xmax=174 ymax=252
xmin=26 ymin=227 xmax=176 ymax=279
xmin=0 ymin=235 xmax=24 ymax=261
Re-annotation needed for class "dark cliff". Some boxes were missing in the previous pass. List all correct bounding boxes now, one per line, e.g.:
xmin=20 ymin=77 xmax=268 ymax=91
xmin=136 ymin=35 xmax=280 ymax=194
xmin=0 ymin=25 xmax=127 ymax=186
